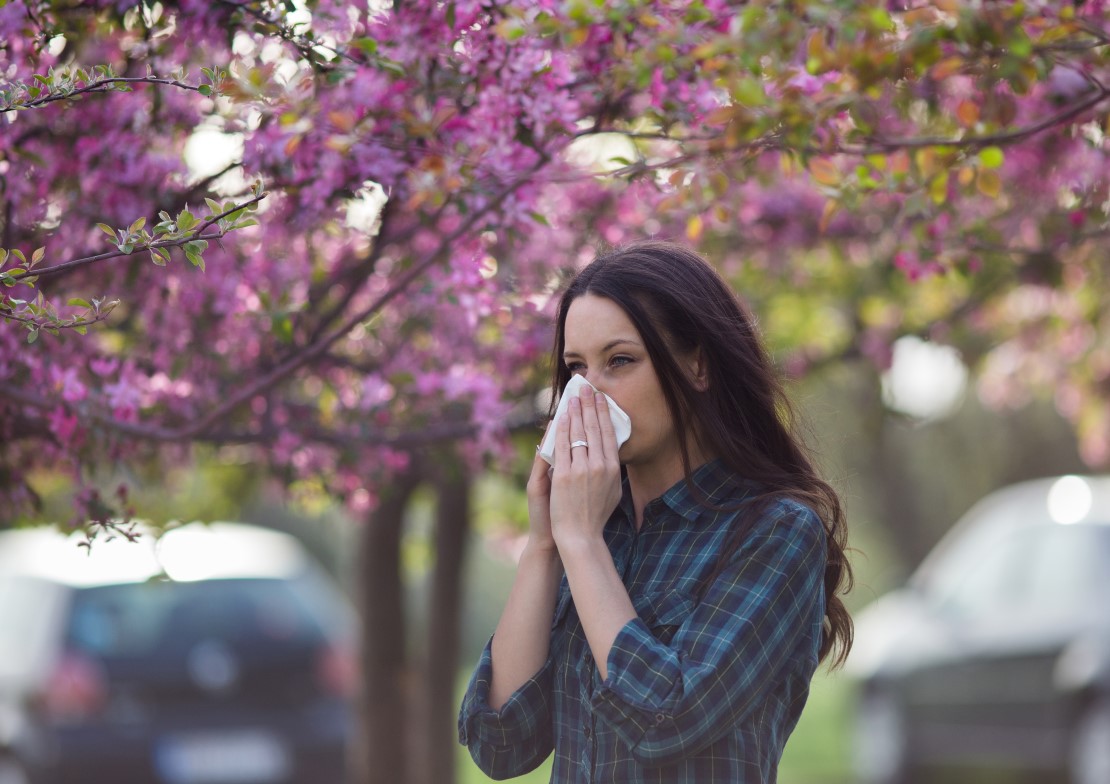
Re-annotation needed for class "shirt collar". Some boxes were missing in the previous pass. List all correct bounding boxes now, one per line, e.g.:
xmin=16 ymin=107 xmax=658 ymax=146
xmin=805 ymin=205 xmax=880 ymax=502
xmin=618 ymin=459 xmax=754 ymax=528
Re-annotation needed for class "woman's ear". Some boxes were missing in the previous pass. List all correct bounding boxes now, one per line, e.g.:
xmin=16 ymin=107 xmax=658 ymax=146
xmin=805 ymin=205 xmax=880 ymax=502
xmin=687 ymin=347 xmax=709 ymax=392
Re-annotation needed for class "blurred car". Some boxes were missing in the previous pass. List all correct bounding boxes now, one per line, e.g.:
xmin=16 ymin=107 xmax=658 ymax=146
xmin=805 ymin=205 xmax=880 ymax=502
xmin=0 ymin=522 xmax=358 ymax=784
xmin=848 ymin=475 xmax=1110 ymax=784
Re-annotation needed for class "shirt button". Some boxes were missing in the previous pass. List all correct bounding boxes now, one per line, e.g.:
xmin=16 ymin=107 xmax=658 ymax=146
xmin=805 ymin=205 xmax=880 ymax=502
xmin=654 ymin=713 xmax=667 ymax=725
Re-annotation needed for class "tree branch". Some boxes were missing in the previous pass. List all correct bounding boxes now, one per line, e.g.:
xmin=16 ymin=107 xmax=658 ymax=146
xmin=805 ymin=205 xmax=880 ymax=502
xmin=160 ymin=165 xmax=548 ymax=440
xmin=845 ymin=84 xmax=1110 ymax=154
xmin=573 ymin=81 xmax=1110 ymax=175
xmin=1 ymin=75 xmax=204 ymax=113
xmin=214 ymin=0 xmax=358 ymax=68
xmin=0 ymin=382 xmax=544 ymax=450
xmin=0 ymin=308 xmax=113 ymax=331
xmin=7 ymin=193 xmax=266 ymax=281
xmin=2 ymin=159 xmax=552 ymax=444
xmin=303 ymin=199 xmax=402 ymax=346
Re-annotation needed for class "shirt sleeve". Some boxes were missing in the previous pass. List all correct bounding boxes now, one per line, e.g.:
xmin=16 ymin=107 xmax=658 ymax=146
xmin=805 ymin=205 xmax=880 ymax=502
xmin=589 ymin=500 xmax=827 ymax=766
xmin=457 ymin=635 xmax=555 ymax=779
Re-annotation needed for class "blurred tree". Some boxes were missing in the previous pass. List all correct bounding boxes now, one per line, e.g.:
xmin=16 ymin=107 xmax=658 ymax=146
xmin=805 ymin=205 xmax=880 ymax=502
xmin=3 ymin=2 xmax=1110 ymax=782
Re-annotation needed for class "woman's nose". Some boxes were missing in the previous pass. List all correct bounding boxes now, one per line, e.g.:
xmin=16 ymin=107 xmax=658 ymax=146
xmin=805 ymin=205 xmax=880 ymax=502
xmin=585 ymin=374 xmax=609 ymax=398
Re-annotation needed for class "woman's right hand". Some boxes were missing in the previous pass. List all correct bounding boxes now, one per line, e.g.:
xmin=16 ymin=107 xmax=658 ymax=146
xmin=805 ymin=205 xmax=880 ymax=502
xmin=525 ymin=443 xmax=556 ymax=553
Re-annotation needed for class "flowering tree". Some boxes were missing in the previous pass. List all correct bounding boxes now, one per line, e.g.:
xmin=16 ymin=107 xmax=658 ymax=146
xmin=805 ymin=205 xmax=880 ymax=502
xmin=3 ymin=1 xmax=1110 ymax=782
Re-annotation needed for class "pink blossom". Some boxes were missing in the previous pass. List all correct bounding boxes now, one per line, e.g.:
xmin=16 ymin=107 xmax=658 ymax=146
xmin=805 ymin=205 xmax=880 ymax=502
xmin=50 ymin=367 xmax=88 ymax=403
xmin=47 ymin=406 xmax=83 ymax=448
xmin=893 ymin=251 xmax=943 ymax=282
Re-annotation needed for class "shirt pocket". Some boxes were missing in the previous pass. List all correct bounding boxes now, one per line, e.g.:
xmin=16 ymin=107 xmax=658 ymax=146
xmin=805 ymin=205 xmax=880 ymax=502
xmin=633 ymin=590 xmax=697 ymax=645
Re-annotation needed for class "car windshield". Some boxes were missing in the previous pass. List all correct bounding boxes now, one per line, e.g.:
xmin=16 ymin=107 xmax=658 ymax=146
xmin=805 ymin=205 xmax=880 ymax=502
xmin=65 ymin=577 xmax=330 ymax=661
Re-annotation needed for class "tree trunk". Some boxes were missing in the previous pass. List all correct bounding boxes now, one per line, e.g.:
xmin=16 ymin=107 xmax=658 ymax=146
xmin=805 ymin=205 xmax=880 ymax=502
xmin=356 ymin=469 xmax=421 ymax=784
xmin=419 ymin=454 xmax=471 ymax=784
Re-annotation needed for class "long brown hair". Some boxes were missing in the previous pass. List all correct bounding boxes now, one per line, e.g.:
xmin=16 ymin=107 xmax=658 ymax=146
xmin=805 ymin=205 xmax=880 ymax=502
xmin=550 ymin=241 xmax=853 ymax=668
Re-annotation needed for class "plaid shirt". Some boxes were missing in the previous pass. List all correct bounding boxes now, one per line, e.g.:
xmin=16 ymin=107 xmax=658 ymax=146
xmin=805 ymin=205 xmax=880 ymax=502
xmin=458 ymin=459 xmax=827 ymax=783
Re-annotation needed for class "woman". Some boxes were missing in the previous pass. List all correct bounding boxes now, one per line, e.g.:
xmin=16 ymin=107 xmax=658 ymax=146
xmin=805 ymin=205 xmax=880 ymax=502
xmin=458 ymin=241 xmax=852 ymax=782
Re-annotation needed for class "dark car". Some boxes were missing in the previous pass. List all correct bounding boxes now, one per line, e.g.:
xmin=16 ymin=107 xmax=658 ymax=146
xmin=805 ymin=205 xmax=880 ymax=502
xmin=848 ymin=475 xmax=1110 ymax=784
xmin=0 ymin=522 xmax=358 ymax=784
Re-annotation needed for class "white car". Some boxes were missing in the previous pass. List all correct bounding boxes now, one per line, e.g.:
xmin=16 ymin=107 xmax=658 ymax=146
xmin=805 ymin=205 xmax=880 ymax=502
xmin=848 ymin=475 xmax=1110 ymax=784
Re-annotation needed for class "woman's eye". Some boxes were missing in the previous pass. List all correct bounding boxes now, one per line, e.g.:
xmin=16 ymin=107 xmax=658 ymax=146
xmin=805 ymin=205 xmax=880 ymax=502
xmin=610 ymin=355 xmax=633 ymax=368
xmin=566 ymin=362 xmax=586 ymax=375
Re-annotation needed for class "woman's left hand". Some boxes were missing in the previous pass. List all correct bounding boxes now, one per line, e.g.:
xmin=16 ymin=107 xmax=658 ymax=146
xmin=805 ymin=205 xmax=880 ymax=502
xmin=549 ymin=387 xmax=623 ymax=547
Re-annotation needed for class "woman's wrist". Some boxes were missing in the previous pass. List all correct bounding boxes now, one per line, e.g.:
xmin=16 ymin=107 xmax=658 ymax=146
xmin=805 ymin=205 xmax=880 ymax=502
xmin=552 ymin=528 xmax=606 ymax=558
xmin=522 ymin=536 xmax=562 ymax=562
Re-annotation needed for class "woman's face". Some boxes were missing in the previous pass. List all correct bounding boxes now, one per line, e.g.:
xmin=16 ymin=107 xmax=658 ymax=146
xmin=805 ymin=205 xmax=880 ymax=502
xmin=562 ymin=294 xmax=686 ymax=470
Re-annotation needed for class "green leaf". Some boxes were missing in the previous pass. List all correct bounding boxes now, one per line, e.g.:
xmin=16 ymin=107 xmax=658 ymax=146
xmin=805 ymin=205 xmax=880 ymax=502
xmin=1008 ymin=30 xmax=1033 ymax=59
xmin=129 ymin=217 xmax=146 ymax=234
xmin=184 ymin=240 xmax=209 ymax=255
xmin=273 ymin=314 xmax=294 ymax=343
xmin=232 ymin=218 xmax=258 ymax=229
xmin=120 ymin=243 xmax=134 ymax=254
xmin=867 ymin=7 xmax=894 ymax=31
xmin=27 ymin=328 xmax=38 ymax=344
xmin=74 ymin=325 xmax=87 ymax=335
xmin=150 ymin=249 xmax=167 ymax=266
xmin=979 ymin=146 xmax=1004 ymax=169
xmin=205 ymin=197 xmax=223 ymax=216
xmin=11 ymin=249 xmax=25 ymax=263
xmin=198 ymin=84 xmax=213 ymax=97
xmin=30 ymin=247 xmax=45 ymax=266
xmin=186 ymin=251 xmax=205 ymax=271
xmin=379 ymin=59 xmax=406 ymax=77
xmin=929 ymin=171 xmax=949 ymax=204
xmin=68 ymin=298 xmax=92 ymax=308
xmin=176 ymin=209 xmax=196 ymax=231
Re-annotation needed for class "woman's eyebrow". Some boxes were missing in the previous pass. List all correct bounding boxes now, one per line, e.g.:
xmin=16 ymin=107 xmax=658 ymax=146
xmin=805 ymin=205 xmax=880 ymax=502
xmin=563 ymin=338 xmax=642 ymax=359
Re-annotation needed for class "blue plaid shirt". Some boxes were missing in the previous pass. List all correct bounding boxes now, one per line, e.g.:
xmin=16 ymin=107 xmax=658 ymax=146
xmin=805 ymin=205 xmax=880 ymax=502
xmin=458 ymin=459 xmax=827 ymax=782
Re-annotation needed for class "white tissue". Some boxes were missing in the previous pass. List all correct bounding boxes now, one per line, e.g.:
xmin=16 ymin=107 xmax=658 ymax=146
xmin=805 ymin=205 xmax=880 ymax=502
xmin=538 ymin=374 xmax=632 ymax=466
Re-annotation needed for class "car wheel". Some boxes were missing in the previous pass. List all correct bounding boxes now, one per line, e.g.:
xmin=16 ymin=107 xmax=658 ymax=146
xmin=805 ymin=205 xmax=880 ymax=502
xmin=0 ymin=758 xmax=30 ymax=784
xmin=855 ymin=687 xmax=913 ymax=784
xmin=1070 ymin=699 xmax=1110 ymax=784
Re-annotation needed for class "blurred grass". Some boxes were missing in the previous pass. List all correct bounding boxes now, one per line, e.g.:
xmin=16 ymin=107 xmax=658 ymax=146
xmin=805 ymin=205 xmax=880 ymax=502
xmin=455 ymin=668 xmax=854 ymax=784
xmin=778 ymin=671 xmax=854 ymax=784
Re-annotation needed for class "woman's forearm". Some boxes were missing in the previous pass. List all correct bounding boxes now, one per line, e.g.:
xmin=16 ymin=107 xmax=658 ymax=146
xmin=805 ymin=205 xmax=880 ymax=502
xmin=489 ymin=542 xmax=565 ymax=710
xmin=557 ymin=533 xmax=637 ymax=681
